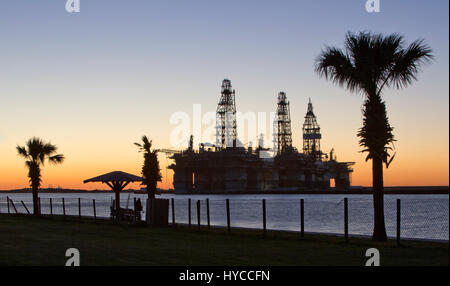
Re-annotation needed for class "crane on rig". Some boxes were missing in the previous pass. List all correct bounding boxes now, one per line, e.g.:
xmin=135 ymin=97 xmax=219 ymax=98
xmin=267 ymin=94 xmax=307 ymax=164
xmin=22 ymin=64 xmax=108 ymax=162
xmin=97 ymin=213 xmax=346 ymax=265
xmin=157 ymin=149 xmax=182 ymax=155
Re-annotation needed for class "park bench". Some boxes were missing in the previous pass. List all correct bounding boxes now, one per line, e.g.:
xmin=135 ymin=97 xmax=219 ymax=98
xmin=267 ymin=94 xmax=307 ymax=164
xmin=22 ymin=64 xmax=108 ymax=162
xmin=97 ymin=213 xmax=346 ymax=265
xmin=110 ymin=205 xmax=141 ymax=223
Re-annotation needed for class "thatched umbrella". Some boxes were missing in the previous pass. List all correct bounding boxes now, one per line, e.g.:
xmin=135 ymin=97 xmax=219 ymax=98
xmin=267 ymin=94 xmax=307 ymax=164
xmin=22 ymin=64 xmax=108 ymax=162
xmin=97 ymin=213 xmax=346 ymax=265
xmin=84 ymin=171 xmax=143 ymax=219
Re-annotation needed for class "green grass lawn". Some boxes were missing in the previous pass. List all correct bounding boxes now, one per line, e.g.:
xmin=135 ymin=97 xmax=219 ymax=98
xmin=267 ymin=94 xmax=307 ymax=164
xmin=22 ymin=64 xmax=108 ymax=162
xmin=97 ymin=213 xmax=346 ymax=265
xmin=0 ymin=215 xmax=447 ymax=266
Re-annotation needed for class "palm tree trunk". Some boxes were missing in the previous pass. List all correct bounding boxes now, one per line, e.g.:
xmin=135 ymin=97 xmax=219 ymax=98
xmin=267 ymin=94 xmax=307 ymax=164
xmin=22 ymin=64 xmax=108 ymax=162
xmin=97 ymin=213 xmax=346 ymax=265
xmin=372 ymin=156 xmax=387 ymax=241
xmin=147 ymin=187 xmax=155 ymax=200
xmin=145 ymin=185 xmax=155 ymax=225
xmin=146 ymin=185 xmax=155 ymax=225
xmin=32 ymin=187 xmax=39 ymax=215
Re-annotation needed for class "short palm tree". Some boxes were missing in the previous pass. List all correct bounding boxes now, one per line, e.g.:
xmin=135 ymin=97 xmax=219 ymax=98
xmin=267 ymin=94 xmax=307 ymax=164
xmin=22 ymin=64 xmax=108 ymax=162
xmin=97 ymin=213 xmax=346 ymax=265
xmin=134 ymin=136 xmax=162 ymax=200
xmin=17 ymin=137 xmax=65 ymax=215
xmin=315 ymin=32 xmax=433 ymax=241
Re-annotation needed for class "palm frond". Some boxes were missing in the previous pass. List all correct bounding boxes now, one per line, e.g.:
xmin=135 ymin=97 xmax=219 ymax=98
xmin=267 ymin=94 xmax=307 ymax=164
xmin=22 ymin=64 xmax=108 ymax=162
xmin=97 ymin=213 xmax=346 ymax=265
xmin=38 ymin=143 xmax=57 ymax=165
xmin=48 ymin=154 xmax=65 ymax=165
xmin=16 ymin=145 xmax=29 ymax=158
xmin=385 ymin=152 xmax=396 ymax=168
xmin=26 ymin=137 xmax=45 ymax=160
xmin=41 ymin=142 xmax=57 ymax=156
xmin=141 ymin=136 xmax=152 ymax=152
xmin=388 ymin=39 xmax=434 ymax=89
xmin=135 ymin=135 xmax=153 ymax=153
xmin=315 ymin=46 xmax=359 ymax=92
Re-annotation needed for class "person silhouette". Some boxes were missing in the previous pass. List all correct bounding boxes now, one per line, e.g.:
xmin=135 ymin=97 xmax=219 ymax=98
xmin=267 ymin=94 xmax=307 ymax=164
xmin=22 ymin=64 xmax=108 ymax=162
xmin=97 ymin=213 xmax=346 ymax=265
xmin=135 ymin=198 xmax=143 ymax=222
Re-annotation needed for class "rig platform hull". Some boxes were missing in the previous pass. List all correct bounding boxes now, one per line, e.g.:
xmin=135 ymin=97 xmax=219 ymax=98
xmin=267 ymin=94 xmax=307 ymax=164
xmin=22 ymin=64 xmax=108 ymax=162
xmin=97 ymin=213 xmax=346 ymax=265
xmin=169 ymin=147 xmax=353 ymax=194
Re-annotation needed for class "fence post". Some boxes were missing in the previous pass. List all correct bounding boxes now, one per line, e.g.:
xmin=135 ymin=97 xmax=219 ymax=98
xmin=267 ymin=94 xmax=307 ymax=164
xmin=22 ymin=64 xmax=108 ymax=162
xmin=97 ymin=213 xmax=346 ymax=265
xmin=50 ymin=198 xmax=53 ymax=216
xmin=206 ymin=198 xmax=210 ymax=229
xmin=62 ymin=198 xmax=66 ymax=217
xmin=344 ymin=198 xmax=348 ymax=241
xmin=38 ymin=197 xmax=41 ymax=215
xmin=10 ymin=199 xmax=18 ymax=214
xmin=262 ymin=199 xmax=267 ymax=236
xmin=21 ymin=201 xmax=31 ymax=215
xmin=146 ymin=198 xmax=151 ymax=224
xmin=78 ymin=198 xmax=81 ymax=219
xmin=300 ymin=199 xmax=304 ymax=237
xmin=397 ymin=199 xmax=401 ymax=246
xmin=7 ymin=196 xmax=10 ymax=214
xmin=197 ymin=200 xmax=201 ymax=231
xmin=171 ymin=198 xmax=175 ymax=227
xmin=226 ymin=199 xmax=231 ymax=233
xmin=188 ymin=198 xmax=191 ymax=227
xmin=93 ymin=199 xmax=96 ymax=220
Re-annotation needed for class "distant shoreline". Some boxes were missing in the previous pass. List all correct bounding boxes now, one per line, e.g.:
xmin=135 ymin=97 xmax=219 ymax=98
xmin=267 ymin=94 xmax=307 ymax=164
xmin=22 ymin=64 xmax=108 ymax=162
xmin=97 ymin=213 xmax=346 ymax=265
xmin=0 ymin=186 xmax=448 ymax=195
xmin=173 ymin=186 xmax=449 ymax=195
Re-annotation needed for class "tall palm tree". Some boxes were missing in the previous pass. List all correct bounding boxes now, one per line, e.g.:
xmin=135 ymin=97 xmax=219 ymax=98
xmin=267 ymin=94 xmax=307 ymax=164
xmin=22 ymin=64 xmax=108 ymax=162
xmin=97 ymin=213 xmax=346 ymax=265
xmin=315 ymin=32 xmax=433 ymax=241
xmin=16 ymin=137 xmax=65 ymax=215
xmin=134 ymin=136 xmax=162 ymax=200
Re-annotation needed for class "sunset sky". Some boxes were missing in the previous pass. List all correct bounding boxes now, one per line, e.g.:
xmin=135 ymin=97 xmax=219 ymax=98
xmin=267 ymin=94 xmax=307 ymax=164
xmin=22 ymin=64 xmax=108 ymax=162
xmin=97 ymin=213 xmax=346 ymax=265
xmin=0 ymin=0 xmax=448 ymax=190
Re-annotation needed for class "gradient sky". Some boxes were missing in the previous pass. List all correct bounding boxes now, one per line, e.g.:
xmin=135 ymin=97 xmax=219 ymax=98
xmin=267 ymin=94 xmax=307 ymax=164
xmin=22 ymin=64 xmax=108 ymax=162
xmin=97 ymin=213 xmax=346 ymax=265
xmin=0 ymin=0 xmax=448 ymax=190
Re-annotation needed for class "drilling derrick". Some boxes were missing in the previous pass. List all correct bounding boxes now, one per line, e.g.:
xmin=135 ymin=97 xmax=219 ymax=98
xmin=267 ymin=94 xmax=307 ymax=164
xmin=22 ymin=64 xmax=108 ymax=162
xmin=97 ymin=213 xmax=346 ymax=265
xmin=302 ymin=98 xmax=322 ymax=160
xmin=276 ymin=92 xmax=293 ymax=154
xmin=216 ymin=79 xmax=237 ymax=149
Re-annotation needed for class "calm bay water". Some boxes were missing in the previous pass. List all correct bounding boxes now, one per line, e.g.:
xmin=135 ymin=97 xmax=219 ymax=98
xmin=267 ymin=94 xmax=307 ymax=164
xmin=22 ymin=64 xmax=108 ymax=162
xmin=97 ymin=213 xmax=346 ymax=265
xmin=1 ymin=193 xmax=448 ymax=241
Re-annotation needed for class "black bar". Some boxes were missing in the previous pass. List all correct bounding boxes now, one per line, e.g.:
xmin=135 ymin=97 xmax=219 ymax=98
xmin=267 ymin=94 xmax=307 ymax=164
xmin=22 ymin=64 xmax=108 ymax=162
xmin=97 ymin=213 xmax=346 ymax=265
xmin=50 ymin=198 xmax=53 ymax=216
xmin=397 ymin=199 xmax=401 ymax=246
xmin=344 ymin=198 xmax=348 ymax=241
xmin=197 ymin=200 xmax=201 ymax=230
xmin=7 ymin=196 xmax=10 ymax=214
xmin=62 ymin=198 xmax=66 ymax=217
xmin=206 ymin=198 xmax=210 ymax=229
xmin=171 ymin=198 xmax=175 ymax=227
xmin=300 ymin=199 xmax=304 ymax=237
xmin=93 ymin=199 xmax=96 ymax=220
xmin=38 ymin=197 xmax=41 ymax=215
xmin=78 ymin=198 xmax=81 ymax=219
xmin=188 ymin=198 xmax=191 ymax=227
xmin=262 ymin=199 xmax=267 ymax=236
xmin=226 ymin=199 xmax=231 ymax=233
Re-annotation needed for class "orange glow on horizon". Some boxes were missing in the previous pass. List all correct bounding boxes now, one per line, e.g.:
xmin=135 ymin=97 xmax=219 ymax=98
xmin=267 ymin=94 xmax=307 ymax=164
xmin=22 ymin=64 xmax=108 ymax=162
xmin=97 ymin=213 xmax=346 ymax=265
xmin=1 ymin=145 xmax=448 ymax=191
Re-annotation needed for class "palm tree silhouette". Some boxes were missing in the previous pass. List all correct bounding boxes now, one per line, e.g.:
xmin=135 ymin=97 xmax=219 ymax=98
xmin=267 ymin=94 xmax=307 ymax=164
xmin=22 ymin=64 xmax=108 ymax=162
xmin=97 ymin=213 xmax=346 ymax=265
xmin=16 ymin=137 xmax=65 ymax=215
xmin=315 ymin=32 xmax=433 ymax=241
xmin=134 ymin=136 xmax=162 ymax=200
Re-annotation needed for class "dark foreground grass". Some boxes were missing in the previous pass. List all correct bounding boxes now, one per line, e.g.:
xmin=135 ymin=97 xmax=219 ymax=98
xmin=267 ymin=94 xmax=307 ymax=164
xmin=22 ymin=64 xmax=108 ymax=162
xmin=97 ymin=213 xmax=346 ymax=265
xmin=0 ymin=215 xmax=448 ymax=266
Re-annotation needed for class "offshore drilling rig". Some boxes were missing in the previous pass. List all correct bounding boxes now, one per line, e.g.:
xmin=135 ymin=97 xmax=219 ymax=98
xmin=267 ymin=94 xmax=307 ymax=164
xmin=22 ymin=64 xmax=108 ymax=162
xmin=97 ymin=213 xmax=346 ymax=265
xmin=169 ymin=79 xmax=354 ymax=193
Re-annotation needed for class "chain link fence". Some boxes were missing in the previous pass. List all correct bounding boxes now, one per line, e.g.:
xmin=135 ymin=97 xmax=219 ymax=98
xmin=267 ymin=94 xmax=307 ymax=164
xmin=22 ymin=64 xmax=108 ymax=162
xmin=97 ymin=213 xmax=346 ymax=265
xmin=1 ymin=194 xmax=448 ymax=241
